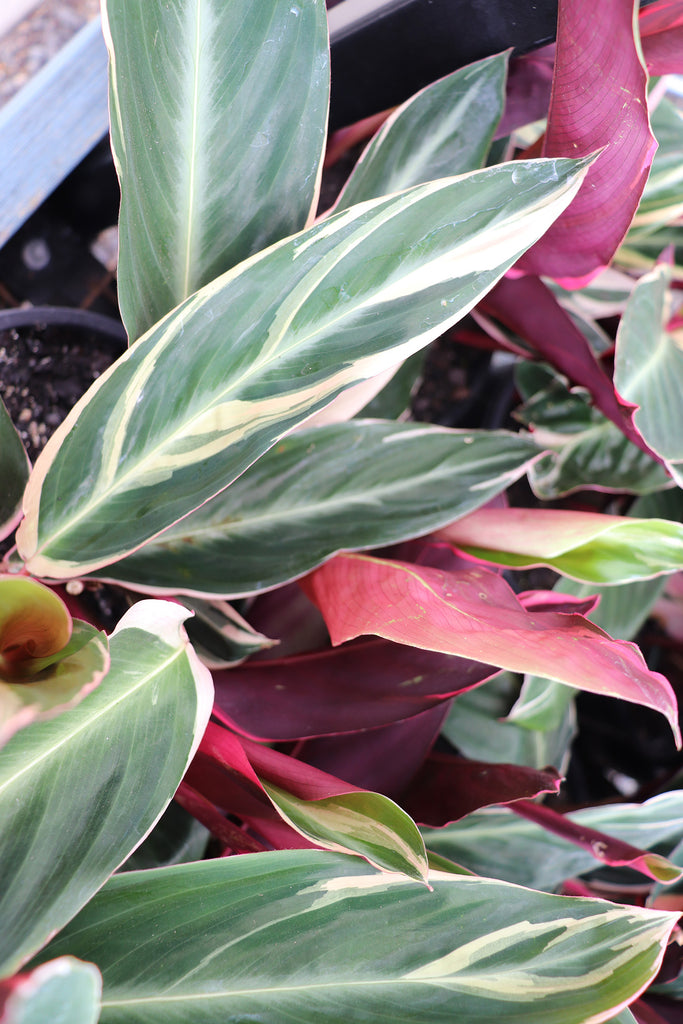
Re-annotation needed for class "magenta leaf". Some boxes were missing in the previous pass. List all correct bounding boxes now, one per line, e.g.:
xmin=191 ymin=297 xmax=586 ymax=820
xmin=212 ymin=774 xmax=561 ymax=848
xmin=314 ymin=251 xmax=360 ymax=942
xmin=479 ymin=275 xmax=652 ymax=453
xmin=402 ymin=755 xmax=561 ymax=827
xmin=303 ymin=553 xmax=681 ymax=745
xmin=512 ymin=800 xmax=683 ymax=884
xmin=517 ymin=0 xmax=657 ymax=285
xmin=213 ymin=638 xmax=496 ymax=741
xmin=639 ymin=0 xmax=683 ymax=74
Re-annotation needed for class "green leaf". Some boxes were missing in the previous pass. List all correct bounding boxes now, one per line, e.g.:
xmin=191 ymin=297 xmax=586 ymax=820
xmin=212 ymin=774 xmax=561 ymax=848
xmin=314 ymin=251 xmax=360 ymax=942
xmin=262 ymin=782 xmax=428 ymax=884
xmin=0 ymin=601 xmax=213 ymax=977
xmin=18 ymin=158 xmax=589 ymax=579
xmin=0 ymin=395 xmax=29 ymax=543
xmin=103 ymin=0 xmax=329 ymax=340
xmin=93 ymin=422 xmax=541 ymax=598
xmin=0 ymin=957 xmax=101 ymax=1024
xmin=630 ymin=98 xmax=683 ymax=231
xmin=35 ymin=850 xmax=677 ymax=1023
xmin=180 ymin=597 xmax=277 ymax=668
xmin=614 ymin=263 xmax=683 ymax=484
xmin=334 ymin=52 xmax=508 ymax=211
xmin=441 ymin=671 xmax=576 ymax=771
xmin=423 ymin=791 xmax=683 ymax=893
xmin=515 ymin=364 xmax=671 ymax=498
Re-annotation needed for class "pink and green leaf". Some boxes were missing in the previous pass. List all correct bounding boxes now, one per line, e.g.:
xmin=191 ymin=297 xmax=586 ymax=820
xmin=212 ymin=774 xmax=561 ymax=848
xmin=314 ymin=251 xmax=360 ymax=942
xmin=517 ymin=0 xmax=657 ymax=285
xmin=189 ymin=722 xmax=429 ymax=883
xmin=0 ymin=957 xmax=101 ymax=1024
xmin=437 ymin=506 xmax=683 ymax=584
xmin=303 ymin=552 xmax=681 ymax=745
xmin=0 ymin=576 xmax=109 ymax=747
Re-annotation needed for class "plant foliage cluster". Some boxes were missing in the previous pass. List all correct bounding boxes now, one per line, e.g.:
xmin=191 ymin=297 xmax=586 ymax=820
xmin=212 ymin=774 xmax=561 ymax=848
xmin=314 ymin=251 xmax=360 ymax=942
xmin=2 ymin=0 xmax=683 ymax=1020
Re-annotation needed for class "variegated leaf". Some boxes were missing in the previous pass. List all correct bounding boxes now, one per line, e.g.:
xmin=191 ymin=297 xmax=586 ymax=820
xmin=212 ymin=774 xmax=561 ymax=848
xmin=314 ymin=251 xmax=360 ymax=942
xmin=0 ymin=957 xmax=101 ymax=1024
xmin=103 ymin=0 xmax=329 ymax=340
xmin=33 ymin=850 xmax=677 ymax=1023
xmin=0 ymin=601 xmax=213 ymax=977
xmin=18 ymin=158 xmax=588 ymax=579
xmin=614 ymin=263 xmax=683 ymax=486
xmin=93 ymin=422 xmax=540 ymax=598
xmin=333 ymin=52 xmax=508 ymax=212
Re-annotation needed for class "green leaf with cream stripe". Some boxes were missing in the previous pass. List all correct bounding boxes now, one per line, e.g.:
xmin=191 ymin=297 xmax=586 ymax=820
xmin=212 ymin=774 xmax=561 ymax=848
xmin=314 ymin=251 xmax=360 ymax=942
xmin=0 ymin=601 xmax=213 ymax=977
xmin=102 ymin=0 xmax=329 ymax=341
xmin=92 ymin=422 xmax=540 ymax=598
xmin=33 ymin=850 xmax=677 ymax=1023
xmin=17 ymin=157 xmax=589 ymax=579
xmin=333 ymin=52 xmax=508 ymax=211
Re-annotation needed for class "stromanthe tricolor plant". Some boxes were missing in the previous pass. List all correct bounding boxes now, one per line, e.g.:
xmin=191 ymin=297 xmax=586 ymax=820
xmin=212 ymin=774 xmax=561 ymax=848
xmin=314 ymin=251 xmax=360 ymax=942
xmin=2 ymin=0 xmax=683 ymax=1020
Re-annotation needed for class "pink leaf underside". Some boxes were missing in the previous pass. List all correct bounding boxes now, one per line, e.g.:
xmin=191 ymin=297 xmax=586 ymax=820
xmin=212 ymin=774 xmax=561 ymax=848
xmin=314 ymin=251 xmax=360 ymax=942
xmin=402 ymin=755 xmax=562 ymax=827
xmin=212 ymin=638 xmax=497 ymax=742
xmin=512 ymin=799 xmax=681 ymax=883
xmin=516 ymin=0 xmax=657 ymax=285
xmin=291 ymin=705 xmax=450 ymax=797
xmin=495 ymin=46 xmax=555 ymax=139
xmin=639 ymin=0 xmax=683 ymax=74
xmin=302 ymin=553 xmax=681 ymax=746
xmin=479 ymin=275 xmax=654 ymax=456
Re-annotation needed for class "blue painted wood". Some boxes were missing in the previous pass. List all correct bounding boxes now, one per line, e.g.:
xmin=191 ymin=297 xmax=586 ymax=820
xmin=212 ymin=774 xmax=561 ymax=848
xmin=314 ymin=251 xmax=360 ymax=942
xmin=0 ymin=16 xmax=110 ymax=249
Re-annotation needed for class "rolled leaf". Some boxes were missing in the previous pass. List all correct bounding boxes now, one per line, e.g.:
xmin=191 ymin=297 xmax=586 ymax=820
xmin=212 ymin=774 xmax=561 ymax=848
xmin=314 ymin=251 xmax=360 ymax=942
xmin=34 ymin=850 xmax=678 ymax=1024
xmin=0 ymin=957 xmax=101 ymax=1024
xmin=0 ymin=600 xmax=213 ymax=977
xmin=92 ymin=422 xmax=541 ymax=598
xmin=103 ymin=0 xmax=329 ymax=340
xmin=518 ymin=0 xmax=657 ymax=285
xmin=0 ymin=397 xmax=29 ymax=543
xmin=0 ymin=619 xmax=109 ymax=749
xmin=303 ymin=552 xmax=681 ymax=745
xmin=189 ymin=722 xmax=428 ymax=883
xmin=438 ymin=507 xmax=683 ymax=584
xmin=18 ymin=157 xmax=589 ymax=579
xmin=333 ymin=52 xmax=508 ymax=211
xmin=614 ymin=263 xmax=683 ymax=486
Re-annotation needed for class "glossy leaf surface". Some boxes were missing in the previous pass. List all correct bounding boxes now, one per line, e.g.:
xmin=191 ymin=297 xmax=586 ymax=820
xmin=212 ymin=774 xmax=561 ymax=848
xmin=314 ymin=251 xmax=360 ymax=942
xmin=518 ymin=0 xmax=656 ymax=284
xmin=304 ymin=553 xmax=680 ymax=744
xmin=94 ymin=422 xmax=540 ymax=598
xmin=334 ymin=52 xmax=507 ymax=211
xmin=614 ymin=263 xmax=683 ymax=485
xmin=18 ymin=158 xmax=588 ymax=579
xmin=103 ymin=0 xmax=329 ymax=340
xmin=423 ymin=792 xmax=683 ymax=892
xmin=36 ymin=850 xmax=677 ymax=1024
xmin=0 ymin=397 xmax=29 ymax=543
xmin=0 ymin=601 xmax=213 ymax=976
xmin=440 ymin=506 xmax=683 ymax=584
xmin=0 ymin=957 xmax=100 ymax=1024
